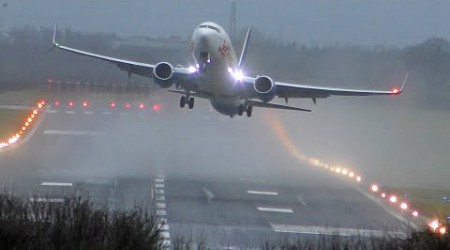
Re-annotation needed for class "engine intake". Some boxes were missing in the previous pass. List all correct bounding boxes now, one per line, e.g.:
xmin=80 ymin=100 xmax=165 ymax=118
xmin=254 ymin=76 xmax=274 ymax=94
xmin=153 ymin=62 xmax=174 ymax=81
xmin=254 ymin=76 xmax=276 ymax=103
xmin=153 ymin=62 xmax=175 ymax=88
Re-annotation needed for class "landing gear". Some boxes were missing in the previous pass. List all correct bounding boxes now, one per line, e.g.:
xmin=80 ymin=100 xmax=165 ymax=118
xmin=246 ymin=105 xmax=253 ymax=117
xmin=180 ymin=96 xmax=186 ymax=108
xmin=238 ymin=105 xmax=245 ymax=116
xmin=188 ymin=97 xmax=194 ymax=109
xmin=237 ymin=104 xmax=253 ymax=117
xmin=180 ymin=96 xmax=194 ymax=109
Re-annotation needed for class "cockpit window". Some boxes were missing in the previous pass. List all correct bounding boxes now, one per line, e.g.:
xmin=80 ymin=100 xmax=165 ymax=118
xmin=198 ymin=24 xmax=221 ymax=33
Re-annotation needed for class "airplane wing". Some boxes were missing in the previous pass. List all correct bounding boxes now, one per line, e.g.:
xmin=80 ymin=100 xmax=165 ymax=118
xmin=243 ymin=73 xmax=408 ymax=102
xmin=51 ymin=26 xmax=192 ymax=78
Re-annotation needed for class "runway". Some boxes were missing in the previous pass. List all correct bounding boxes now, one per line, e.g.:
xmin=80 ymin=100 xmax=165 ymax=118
xmin=0 ymin=101 xmax=408 ymax=248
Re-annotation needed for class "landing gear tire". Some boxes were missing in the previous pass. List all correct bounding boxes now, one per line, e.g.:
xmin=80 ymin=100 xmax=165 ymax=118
xmin=188 ymin=97 xmax=194 ymax=109
xmin=246 ymin=105 xmax=253 ymax=117
xmin=238 ymin=105 xmax=245 ymax=116
xmin=180 ymin=96 xmax=186 ymax=108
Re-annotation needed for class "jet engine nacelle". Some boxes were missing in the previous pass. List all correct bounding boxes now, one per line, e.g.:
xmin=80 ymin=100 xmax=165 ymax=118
xmin=153 ymin=62 xmax=175 ymax=88
xmin=254 ymin=76 xmax=276 ymax=103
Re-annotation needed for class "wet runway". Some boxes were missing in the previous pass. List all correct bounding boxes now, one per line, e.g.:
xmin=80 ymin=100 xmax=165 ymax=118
xmin=0 ymin=101 xmax=408 ymax=248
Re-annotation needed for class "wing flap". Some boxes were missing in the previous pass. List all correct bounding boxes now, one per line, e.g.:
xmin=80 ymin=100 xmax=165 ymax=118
xmin=247 ymin=100 xmax=311 ymax=112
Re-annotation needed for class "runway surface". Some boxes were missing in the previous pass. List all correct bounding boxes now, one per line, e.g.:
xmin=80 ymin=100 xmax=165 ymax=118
xmin=0 ymin=101 xmax=408 ymax=248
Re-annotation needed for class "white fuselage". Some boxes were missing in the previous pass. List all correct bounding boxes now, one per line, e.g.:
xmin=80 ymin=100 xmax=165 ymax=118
xmin=190 ymin=22 xmax=245 ymax=116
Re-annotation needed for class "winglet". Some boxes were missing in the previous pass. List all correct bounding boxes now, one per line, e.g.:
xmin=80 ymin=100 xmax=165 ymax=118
xmin=52 ymin=25 xmax=59 ymax=47
xmin=238 ymin=27 xmax=251 ymax=68
xmin=392 ymin=72 xmax=409 ymax=94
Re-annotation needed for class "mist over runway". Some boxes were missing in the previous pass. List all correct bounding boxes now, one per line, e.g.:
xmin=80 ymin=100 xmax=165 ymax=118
xmin=0 ymin=96 xmax=413 ymax=247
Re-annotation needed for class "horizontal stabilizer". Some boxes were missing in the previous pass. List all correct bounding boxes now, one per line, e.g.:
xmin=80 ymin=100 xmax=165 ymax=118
xmin=247 ymin=100 xmax=311 ymax=112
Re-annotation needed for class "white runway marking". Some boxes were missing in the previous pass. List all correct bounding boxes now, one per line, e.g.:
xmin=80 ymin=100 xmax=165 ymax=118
xmin=155 ymin=178 xmax=165 ymax=183
xmin=156 ymin=203 xmax=166 ymax=209
xmin=158 ymin=224 xmax=169 ymax=230
xmin=65 ymin=110 xmax=76 ymax=114
xmin=155 ymin=183 xmax=165 ymax=188
xmin=84 ymin=111 xmax=94 ymax=115
xmin=257 ymin=207 xmax=293 ymax=213
xmin=156 ymin=209 xmax=167 ymax=216
xmin=47 ymin=110 xmax=59 ymax=113
xmin=29 ymin=198 xmax=64 ymax=203
xmin=161 ymin=231 xmax=170 ymax=239
xmin=41 ymin=182 xmax=73 ymax=187
xmin=102 ymin=111 xmax=112 ymax=115
xmin=203 ymin=186 xmax=215 ymax=202
xmin=247 ymin=190 xmax=278 ymax=196
xmin=43 ymin=130 xmax=102 ymax=136
xmin=155 ymin=189 xmax=164 ymax=195
xmin=156 ymin=195 xmax=165 ymax=201
xmin=271 ymin=224 xmax=406 ymax=238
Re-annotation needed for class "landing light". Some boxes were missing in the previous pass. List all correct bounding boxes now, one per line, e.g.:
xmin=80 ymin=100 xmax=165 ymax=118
xmin=188 ymin=66 xmax=197 ymax=73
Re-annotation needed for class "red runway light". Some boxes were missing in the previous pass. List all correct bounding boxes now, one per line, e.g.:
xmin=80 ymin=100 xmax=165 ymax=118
xmin=110 ymin=101 xmax=116 ymax=108
xmin=47 ymin=78 xmax=53 ymax=84
xmin=54 ymin=101 xmax=60 ymax=107
xmin=138 ymin=103 xmax=145 ymax=109
xmin=124 ymin=103 xmax=131 ymax=109
xmin=68 ymin=101 xmax=74 ymax=107
xmin=82 ymin=101 xmax=88 ymax=108
xmin=152 ymin=104 xmax=161 ymax=112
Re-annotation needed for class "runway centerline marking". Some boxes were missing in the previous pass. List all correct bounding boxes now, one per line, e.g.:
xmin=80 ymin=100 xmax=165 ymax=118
xmin=270 ymin=224 xmax=406 ymax=238
xmin=29 ymin=198 xmax=64 ymax=203
xmin=155 ymin=183 xmax=164 ymax=188
xmin=257 ymin=207 xmax=293 ymax=213
xmin=155 ymin=178 xmax=164 ymax=183
xmin=247 ymin=190 xmax=278 ymax=196
xmin=156 ymin=203 xmax=166 ymax=209
xmin=41 ymin=182 xmax=73 ymax=187
xmin=43 ymin=130 xmax=103 ymax=136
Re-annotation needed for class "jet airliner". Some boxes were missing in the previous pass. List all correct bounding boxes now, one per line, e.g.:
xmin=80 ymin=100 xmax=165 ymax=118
xmin=52 ymin=22 xmax=407 ymax=117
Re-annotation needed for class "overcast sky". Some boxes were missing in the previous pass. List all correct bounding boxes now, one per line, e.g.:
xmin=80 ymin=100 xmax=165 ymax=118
xmin=1 ymin=0 xmax=449 ymax=46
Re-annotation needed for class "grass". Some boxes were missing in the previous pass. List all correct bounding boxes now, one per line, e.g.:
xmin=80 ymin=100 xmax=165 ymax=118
xmin=383 ymin=186 xmax=450 ymax=221
xmin=0 ymin=191 xmax=448 ymax=249
xmin=0 ymin=109 xmax=30 ymax=140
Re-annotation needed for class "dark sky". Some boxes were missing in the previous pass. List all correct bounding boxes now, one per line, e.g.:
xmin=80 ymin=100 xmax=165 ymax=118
xmin=1 ymin=0 xmax=450 ymax=46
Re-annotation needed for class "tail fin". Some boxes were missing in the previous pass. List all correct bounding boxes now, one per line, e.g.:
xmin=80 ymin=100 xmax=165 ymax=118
xmin=238 ymin=27 xmax=251 ymax=68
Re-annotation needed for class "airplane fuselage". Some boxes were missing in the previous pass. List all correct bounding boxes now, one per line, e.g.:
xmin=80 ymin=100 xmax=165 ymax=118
xmin=190 ymin=22 xmax=245 ymax=117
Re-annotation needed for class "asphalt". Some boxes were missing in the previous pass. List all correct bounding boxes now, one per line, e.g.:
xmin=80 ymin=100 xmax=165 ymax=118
xmin=0 ymin=99 xmax=409 ymax=249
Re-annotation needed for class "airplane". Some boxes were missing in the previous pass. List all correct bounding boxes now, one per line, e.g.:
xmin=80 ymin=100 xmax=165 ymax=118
xmin=51 ymin=22 xmax=407 ymax=118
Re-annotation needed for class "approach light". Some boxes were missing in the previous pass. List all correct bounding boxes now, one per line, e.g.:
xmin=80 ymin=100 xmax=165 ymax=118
xmin=400 ymin=202 xmax=408 ymax=210
xmin=356 ymin=176 xmax=361 ymax=182
xmin=371 ymin=184 xmax=379 ymax=192
xmin=412 ymin=211 xmax=419 ymax=217
xmin=381 ymin=192 xmax=386 ymax=198
xmin=152 ymin=104 xmax=161 ymax=112
xmin=439 ymin=226 xmax=447 ymax=235
xmin=390 ymin=195 xmax=397 ymax=203
xmin=429 ymin=219 xmax=439 ymax=231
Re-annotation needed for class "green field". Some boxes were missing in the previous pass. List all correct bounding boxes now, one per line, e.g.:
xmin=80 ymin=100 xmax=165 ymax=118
xmin=0 ymin=109 xmax=31 ymax=141
xmin=384 ymin=186 xmax=450 ymax=222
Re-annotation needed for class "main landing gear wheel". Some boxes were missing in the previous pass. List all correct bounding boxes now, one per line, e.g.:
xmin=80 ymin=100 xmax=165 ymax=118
xmin=180 ymin=96 xmax=186 ymax=108
xmin=246 ymin=105 xmax=253 ymax=117
xmin=238 ymin=105 xmax=245 ymax=116
xmin=188 ymin=97 xmax=194 ymax=109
